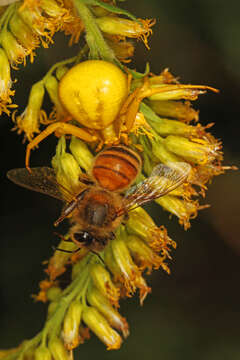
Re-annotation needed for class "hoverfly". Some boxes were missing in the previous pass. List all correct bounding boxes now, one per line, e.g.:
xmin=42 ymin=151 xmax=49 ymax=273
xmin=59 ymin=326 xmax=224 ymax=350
xmin=7 ymin=145 xmax=191 ymax=252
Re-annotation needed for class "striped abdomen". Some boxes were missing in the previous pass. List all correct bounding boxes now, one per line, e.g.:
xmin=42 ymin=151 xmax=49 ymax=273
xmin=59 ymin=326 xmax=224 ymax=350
xmin=92 ymin=145 xmax=142 ymax=191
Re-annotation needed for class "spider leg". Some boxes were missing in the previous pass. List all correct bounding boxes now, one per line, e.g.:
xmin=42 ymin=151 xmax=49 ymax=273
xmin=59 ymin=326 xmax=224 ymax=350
xmin=25 ymin=122 xmax=97 ymax=171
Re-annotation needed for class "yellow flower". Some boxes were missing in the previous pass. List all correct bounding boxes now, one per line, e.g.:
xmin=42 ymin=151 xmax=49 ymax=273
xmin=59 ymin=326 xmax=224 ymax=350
xmin=18 ymin=4 xmax=55 ymax=47
xmin=87 ymin=287 xmax=129 ymax=338
xmin=82 ymin=307 xmax=122 ymax=350
xmin=105 ymin=38 xmax=134 ymax=62
xmin=40 ymin=0 xmax=71 ymax=23
xmin=110 ymin=235 xmax=140 ymax=295
xmin=0 ymin=28 xmax=28 ymax=68
xmin=49 ymin=338 xmax=70 ymax=360
xmin=90 ymin=263 xmax=120 ymax=307
xmin=126 ymin=234 xmax=167 ymax=273
xmin=2 ymin=0 xmax=235 ymax=356
xmin=9 ymin=11 xmax=39 ymax=63
xmin=96 ymin=16 xmax=155 ymax=49
xmin=69 ymin=136 xmax=94 ymax=172
xmin=12 ymin=81 xmax=46 ymax=141
xmin=61 ymin=2 xmax=84 ymax=46
xmin=164 ymin=135 xmax=221 ymax=165
xmin=0 ymin=48 xmax=15 ymax=116
xmin=104 ymin=230 xmax=151 ymax=302
xmin=126 ymin=207 xmax=176 ymax=265
xmin=156 ymin=196 xmax=201 ymax=230
xmin=51 ymin=136 xmax=82 ymax=194
xmin=149 ymin=99 xmax=199 ymax=123
xmin=62 ymin=301 xmax=83 ymax=350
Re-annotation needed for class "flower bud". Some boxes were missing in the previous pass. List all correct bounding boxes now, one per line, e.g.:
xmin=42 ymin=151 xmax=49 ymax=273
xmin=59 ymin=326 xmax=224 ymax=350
xmin=156 ymin=195 xmax=199 ymax=230
xmin=52 ymin=136 xmax=82 ymax=193
xmin=44 ymin=75 xmax=66 ymax=119
xmin=104 ymin=243 xmax=123 ymax=280
xmin=49 ymin=338 xmax=70 ymax=360
xmin=90 ymin=264 xmax=120 ymax=307
xmin=110 ymin=233 xmax=149 ymax=298
xmin=62 ymin=301 xmax=83 ymax=350
xmin=0 ymin=28 xmax=27 ymax=67
xmin=46 ymin=286 xmax=62 ymax=302
xmin=150 ymin=117 xmax=197 ymax=137
xmin=149 ymin=100 xmax=199 ymax=122
xmin=151 ymin=139 xmax=182 ymax=164
xmin=56 ymin=66 xmax=69 ymax=81
xmin=40 ymin=0 xmax=69 ymax=19
xmin=13 ymin=81 xmax=45 ymax=141
xmin=70 ymin=137 xmax=94 ymax=172
xmin=126 ymin=207 xmax=156 ymax=241
xmin=164 ymin=135 xmax=220 ymax=164
xmin=87 ymin=287 xmax=129 ymax=338
xmin=126 ymin=235 xmax=164 ymax=272
xmin=126 ymin=208 xmax=175 ymax=256
xmin=96 ymin=17 xmax=155 ymax=48
xmin=18 ymin=5 xmax=51 ymax=45
xmin=111 ymin=237 xmax=139 ymax=283
xmin=35 ymin=346 xmax=52 ymax=360
xmin=106 ymin=39 xmax=134 ymax=62
xmin=0 ymin=48 xmax=15 ymax=115
xmin=82 ymin=307 xmax=122 ymax=350
xmin=9 ymin=12 xmax=39 ymax=62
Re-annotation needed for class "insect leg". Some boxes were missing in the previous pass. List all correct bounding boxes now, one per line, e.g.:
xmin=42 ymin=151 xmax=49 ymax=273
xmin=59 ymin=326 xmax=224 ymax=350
xmin=25 ymin=122 xmax=97 ymax=171
xmin=52 ymin=246 xmax=80 ymax=254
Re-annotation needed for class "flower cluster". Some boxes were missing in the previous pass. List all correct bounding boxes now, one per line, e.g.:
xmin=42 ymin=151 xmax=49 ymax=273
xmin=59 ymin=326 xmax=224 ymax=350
xmin=1 ymin=0 xmax=236 ymax=359
xmin=0 ymin=0 xmax=154 ymax=117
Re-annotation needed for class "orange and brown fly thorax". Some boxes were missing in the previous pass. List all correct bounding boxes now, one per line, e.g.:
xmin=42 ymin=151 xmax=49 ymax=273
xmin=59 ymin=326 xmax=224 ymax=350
xmin=91 ymin=145 xmax=142 ymax=192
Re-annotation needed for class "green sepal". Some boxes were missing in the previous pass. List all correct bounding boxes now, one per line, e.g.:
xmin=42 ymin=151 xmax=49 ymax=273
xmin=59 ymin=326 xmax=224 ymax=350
xmin=126 ymin=62 xmax=150 ymax=79
xmin=140 ymin=102 xmax=164 ymax=123
xmin=85 ymin=0 xmax=138 ymax=21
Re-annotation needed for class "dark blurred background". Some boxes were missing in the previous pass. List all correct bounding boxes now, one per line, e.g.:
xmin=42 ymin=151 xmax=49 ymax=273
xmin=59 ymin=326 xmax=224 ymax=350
xmin=1 ymin=0 xmax=240 ymax=359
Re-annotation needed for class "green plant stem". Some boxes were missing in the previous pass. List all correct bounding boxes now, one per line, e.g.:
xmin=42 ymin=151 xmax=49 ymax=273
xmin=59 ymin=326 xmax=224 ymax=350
xmin=3 ymin=254 xmax=97 ymax=359
xmin=74 ymin=0 xmax=116 ymax=62
xmin=3 ymin=332 xmax=42 ymax=360
xmin=42 ymin=254 xmax=96 ymax=344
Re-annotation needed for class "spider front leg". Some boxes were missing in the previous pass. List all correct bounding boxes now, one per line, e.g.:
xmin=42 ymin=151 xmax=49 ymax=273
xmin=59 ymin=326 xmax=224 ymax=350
xmin=25 ymin=122 xmax=97 ymax=171
xmin=121 ymin=80 xmax=219 ymax=134
xmin=116 ymin=78 xmax=150 ymax=136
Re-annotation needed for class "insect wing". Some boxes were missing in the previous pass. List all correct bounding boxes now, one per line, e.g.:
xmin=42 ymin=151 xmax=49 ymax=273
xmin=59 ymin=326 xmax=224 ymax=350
xmin=120 ymin=162 xmax=191 ymax=213
xmin=7 ymin=167 xmax=71 ymax=202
